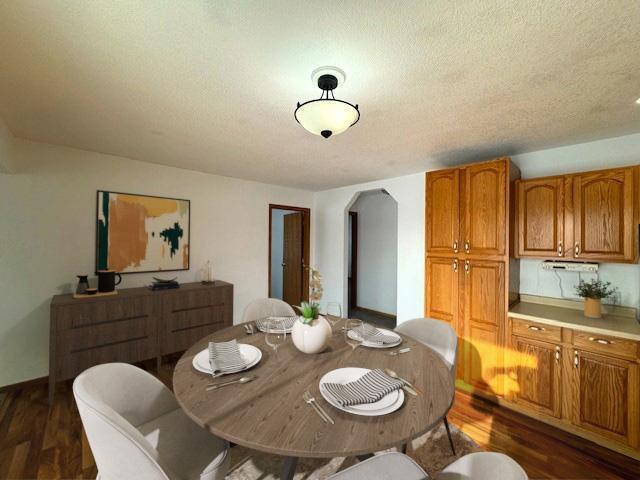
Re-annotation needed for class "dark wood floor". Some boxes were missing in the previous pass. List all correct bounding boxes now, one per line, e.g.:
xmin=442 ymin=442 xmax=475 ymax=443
xmin=1 ymin=362 xmax=639 ymax=479
xmin=349 ymin=307 xmax=396 ymax=330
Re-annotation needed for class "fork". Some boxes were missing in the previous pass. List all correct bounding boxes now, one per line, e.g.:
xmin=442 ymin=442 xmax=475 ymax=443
xmin=303 ymin=391 xmax=334 ymax=424
xmin=386 ymin=347 xmax=411 ymax=356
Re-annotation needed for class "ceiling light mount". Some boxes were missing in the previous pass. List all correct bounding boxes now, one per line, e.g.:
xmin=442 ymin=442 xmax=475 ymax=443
xmin=295 ymin=66 xmax=360 ymax=139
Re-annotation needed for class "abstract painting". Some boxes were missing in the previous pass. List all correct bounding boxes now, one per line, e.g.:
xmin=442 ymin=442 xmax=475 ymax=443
xmin=96 ymin=191 xmax=190 ymax=273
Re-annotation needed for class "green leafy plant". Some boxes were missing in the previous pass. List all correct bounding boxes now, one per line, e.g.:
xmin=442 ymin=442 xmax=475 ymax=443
xmin=296 ymin=301 xmax=320 ymax=324
xmin=575 ymin=279 xmax=616 ymax=299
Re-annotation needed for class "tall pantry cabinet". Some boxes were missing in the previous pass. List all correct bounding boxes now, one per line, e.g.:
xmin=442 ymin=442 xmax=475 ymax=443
xmin=425 ymin=157 xmax=520 ymax=397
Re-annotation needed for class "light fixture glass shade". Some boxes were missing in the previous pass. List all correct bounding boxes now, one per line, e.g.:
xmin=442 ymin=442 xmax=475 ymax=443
xmin=295 ymin=99 xmax=359 ymax=138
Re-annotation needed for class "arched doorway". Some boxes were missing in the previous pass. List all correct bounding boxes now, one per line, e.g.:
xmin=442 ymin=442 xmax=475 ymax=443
xmin=345 ymin=189 xmax=398 ymax=328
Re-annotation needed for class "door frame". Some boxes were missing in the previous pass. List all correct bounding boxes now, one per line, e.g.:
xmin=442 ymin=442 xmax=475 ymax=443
xmin=268 ymin=204 xmax=311 ymax=302
xmin=348 ymin=211 xmax=358 ymax=311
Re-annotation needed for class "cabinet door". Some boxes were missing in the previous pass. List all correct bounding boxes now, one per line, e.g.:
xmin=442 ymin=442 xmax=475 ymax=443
xmin=425 ymin=256 xmax=459 ymax=328
xmin=570 ymin=349 xmax=639 ymax=448
xmin=463 ymin=160 xmax=507 ymax=256
xmin=511 ymin=336 xmax=562 ymax=418
xmin=426 ymin=169 xmax=460 ymax=254
xmin=463 ymin=260 xmax=505 ymax=396
xmin=517 ymin=177 xmax=564 ymax=258
xmin=573 ymin=167 xmax=636 ymax=262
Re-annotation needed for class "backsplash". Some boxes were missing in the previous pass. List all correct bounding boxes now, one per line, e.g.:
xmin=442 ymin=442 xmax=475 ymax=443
xmin=519 ymin=259 xmax=640 ymax=309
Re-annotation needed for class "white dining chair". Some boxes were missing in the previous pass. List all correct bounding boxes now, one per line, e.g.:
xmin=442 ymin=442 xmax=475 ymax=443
xmin=73 ymin=363 xmax=230 ymax=480
xmin=242 ymin=297 xmax=296 ymax=323
xmin=327 ymin=452 xmax=527 ymax=480
xmin=395 ymin=318 xmax=458 ymax=455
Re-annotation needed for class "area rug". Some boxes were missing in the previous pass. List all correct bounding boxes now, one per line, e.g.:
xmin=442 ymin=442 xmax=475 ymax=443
xmin=227 ymin=422 xmax=479 ymax=479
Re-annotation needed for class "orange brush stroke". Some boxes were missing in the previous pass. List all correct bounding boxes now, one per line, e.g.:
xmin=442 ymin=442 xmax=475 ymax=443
xmin=107 ymin=199 xmax=147 ymax=271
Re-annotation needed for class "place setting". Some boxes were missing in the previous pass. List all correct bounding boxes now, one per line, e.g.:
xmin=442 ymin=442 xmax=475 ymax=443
xmin=191 ymin=338 xmax=262 ymax=389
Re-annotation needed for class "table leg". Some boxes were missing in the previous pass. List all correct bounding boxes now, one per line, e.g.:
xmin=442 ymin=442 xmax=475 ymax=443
xmin=281 ymin=456 xmax=298 ymax=480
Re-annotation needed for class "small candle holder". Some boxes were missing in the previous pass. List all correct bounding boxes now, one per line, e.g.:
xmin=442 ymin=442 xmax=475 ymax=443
xmin=201 ymin=260 xmax=215 ymax=284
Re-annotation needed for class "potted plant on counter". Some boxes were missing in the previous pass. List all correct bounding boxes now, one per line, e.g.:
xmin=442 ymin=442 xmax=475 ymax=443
xmin=291 ymin=301 xmax=331 ymax=354
xmin=575 ymin=279 xmax=617 ymax=319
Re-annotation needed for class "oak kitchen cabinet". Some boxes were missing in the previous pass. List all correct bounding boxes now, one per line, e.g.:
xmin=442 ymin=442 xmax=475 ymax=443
xmin=516 ymin=166 xmax=639 ymax=263
xmin=425 ymin=157 xmax=520 ymax=396
xmin=508 ymin=300 xmax=640 ymax=460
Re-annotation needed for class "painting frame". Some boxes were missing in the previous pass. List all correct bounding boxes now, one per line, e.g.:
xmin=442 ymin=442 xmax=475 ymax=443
xmin=95 ymin=190 xmax=191 ymax=275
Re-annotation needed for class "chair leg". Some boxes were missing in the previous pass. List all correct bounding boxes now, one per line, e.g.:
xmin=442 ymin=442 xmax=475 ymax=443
xmin=443 ymin=416 xmax=456 ymax=456
xmin=401 ymin=443 xmax=407 ymax=454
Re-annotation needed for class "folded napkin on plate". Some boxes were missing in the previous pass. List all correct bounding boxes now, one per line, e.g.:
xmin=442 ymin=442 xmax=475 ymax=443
xmin=209 ymin=340 xmax=247 ymax=376
xmin=322 ymin=369 xmax=406 ymax=407
xmin=352 ymin=323 xmax=398 ymax=345
xmin=255 ymin=316 xmax=297 ymax=332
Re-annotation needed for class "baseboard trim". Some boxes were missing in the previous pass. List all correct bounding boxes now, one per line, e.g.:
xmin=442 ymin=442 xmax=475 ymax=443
xmin=0 ymin=375 xmax=48 ymax=393
xmin=352 ymin=306 xmax=397 ymax=320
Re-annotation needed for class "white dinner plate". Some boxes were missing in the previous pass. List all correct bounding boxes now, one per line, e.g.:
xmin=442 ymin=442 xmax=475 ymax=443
xmin=347 ymin=328 xmax=402 ymax=348
xmin=192 ymin=344 xmax=262 ymax=375
xmin=319 ymin=367 xmax=404 ymax=416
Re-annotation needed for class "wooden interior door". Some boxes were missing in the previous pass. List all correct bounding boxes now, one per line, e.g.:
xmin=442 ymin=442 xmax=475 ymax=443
xmin=463 ymin=160 xmax=506 ymax=256
xmin=426 ymin=169 xmax=460 ymax=254
xmin=517 ymin=177 xmax=565 ymax=258
xmin=572 ymin=167 xmax=636 ymax=262
xmin=463 ymin=259 xmax=505 ymax=396
xmin=282 ymin=212 xmax=303 ymax=306
xmin=570 ymin=349 xmax=639 ymax=447
xmin=511 ymin=336 xmax=562 ymax=418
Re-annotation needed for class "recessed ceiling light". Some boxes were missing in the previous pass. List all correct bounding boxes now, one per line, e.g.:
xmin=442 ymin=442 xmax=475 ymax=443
xmin=636 ymin=97 xmax=640 ymax=105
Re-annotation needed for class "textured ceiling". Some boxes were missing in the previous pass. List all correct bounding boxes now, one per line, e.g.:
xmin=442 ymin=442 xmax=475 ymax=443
xmin=1 ymin=1 xmax=639 ymax=190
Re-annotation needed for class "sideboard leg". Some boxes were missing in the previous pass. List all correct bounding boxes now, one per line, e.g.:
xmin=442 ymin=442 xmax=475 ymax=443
xmin=280 ymin=456 xmax=298 ymax=480
xmin=48 ymin=378 xmax=55 ymax=406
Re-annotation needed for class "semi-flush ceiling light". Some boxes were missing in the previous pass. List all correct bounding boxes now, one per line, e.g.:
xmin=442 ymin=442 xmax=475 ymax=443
xmin=295 ymin=67 xmax=360 ymax=139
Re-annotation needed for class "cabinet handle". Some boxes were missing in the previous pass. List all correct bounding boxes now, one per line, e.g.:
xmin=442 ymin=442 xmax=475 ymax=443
xmin=528 ymin=325 xmax=545 ymax=332
xmin=464 ymin=241 xmax=470 ymax=253
xmin=557 ymin=241 xmax=563 ymax=257
xmin=453 ymin=240 xmax=459 ymax=253
xmin=452 ymin=259 xmax=458 ymax=273
xmin=574 ymin=350 xmax=579 ymax=368
xmin=588 ymin=337 xmax=611 ymax=345
xmin=574 ymin=242 xmax=580 ymax=257
xmin=464 ymin=260 xmax=470 ymax=274
xmin=555 ymin=346 xmax=561 ymax=363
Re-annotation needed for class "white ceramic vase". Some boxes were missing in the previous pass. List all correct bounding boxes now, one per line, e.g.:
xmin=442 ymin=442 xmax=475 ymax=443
xmin=291 ymin=315 xmax=332 ymax=354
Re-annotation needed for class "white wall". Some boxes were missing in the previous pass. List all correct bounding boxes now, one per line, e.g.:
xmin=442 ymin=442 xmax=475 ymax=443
xmin=270 ymin=209 xmax=297 ymax=299
xmin=313 ymin=173 xmax=424 ymax=324
xmin=512 ymin=134 xmax=640 ymax=309
xmin=0 ymin=139 xmax=312 ymax=387
xmin=350 ymin=191 xmax=397 ymax=315
xmin=0 ymin=117 xmax=14 ymax=173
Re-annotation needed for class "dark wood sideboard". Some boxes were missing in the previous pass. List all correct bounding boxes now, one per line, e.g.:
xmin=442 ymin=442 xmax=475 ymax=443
xmin=49 ymin=281 xmax=233 ymax=403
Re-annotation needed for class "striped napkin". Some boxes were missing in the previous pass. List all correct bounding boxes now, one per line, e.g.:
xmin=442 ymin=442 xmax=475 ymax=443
xmin=255 ymin=316 xmax=297 ymax=332
xmin=352 ymin=323 xmax=398 ymax=345
xmin=322 ymin=369 xmax=406 ymax=407
xmin=208 ymin=340 xmax=246 ymax=376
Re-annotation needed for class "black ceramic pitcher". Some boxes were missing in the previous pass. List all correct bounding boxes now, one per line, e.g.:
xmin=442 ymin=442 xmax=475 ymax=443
xmin=97 ymin=270 xmax=122 ymax=292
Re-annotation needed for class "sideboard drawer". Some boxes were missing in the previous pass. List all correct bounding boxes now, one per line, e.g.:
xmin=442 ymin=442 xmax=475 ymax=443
xmin=56 ymin=296 xmax=153 ymax=330
xmin=511 ymin=318 xmax=562 ymax=343
xmin=572 ymin=330 xmax=638 ymax=360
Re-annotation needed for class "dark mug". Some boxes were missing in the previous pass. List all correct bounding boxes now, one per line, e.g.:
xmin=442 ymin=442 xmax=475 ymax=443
xmin=97 ymin=270 xmax=122 ymax=292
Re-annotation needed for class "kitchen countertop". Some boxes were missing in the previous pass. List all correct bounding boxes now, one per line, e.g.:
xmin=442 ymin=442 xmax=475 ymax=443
xmin=509 ymin=295 xmax=640 ymax=342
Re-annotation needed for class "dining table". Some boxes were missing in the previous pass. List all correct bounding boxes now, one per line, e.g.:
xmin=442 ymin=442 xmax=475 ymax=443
xmin=173 ymin=318 xmax=454 ymax=480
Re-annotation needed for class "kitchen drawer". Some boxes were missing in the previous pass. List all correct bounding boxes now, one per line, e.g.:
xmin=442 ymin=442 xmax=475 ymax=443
xmin=572 ymin=330 xmax=638 ymax=360
xmin=511 ymin=317 xmax=562 ymax=343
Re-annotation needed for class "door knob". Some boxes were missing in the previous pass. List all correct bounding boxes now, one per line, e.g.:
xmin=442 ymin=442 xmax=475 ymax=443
xmin=453 ymin=241 xmax=459 ymax=253
xmin=464 ymin=260 xmax=470 ymax=274
xmin=574 ymin=242 xmax=580 ymax=257
xmin=452 ymin=259 xmax=458 ymax=273
xmin=557 ymin=241 xmax=563 ymax=257
xmin=464 ymin=241 xmax=470 ymax=253
xmin=281 ymin=262 xmax=286 ymax=267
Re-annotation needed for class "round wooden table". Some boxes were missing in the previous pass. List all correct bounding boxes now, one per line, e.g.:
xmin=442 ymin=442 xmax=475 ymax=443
xmin=173 ymin=321 xmax=454 ymax=479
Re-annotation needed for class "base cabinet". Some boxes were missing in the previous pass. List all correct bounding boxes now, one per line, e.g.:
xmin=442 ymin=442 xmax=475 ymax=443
xmin=570 ymin=349 xmax=639 ymax=448
xmin=511 ymin=336 xmax=562 ymax=418
xmin=505 ymin=316 xmax=640 ymax=459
